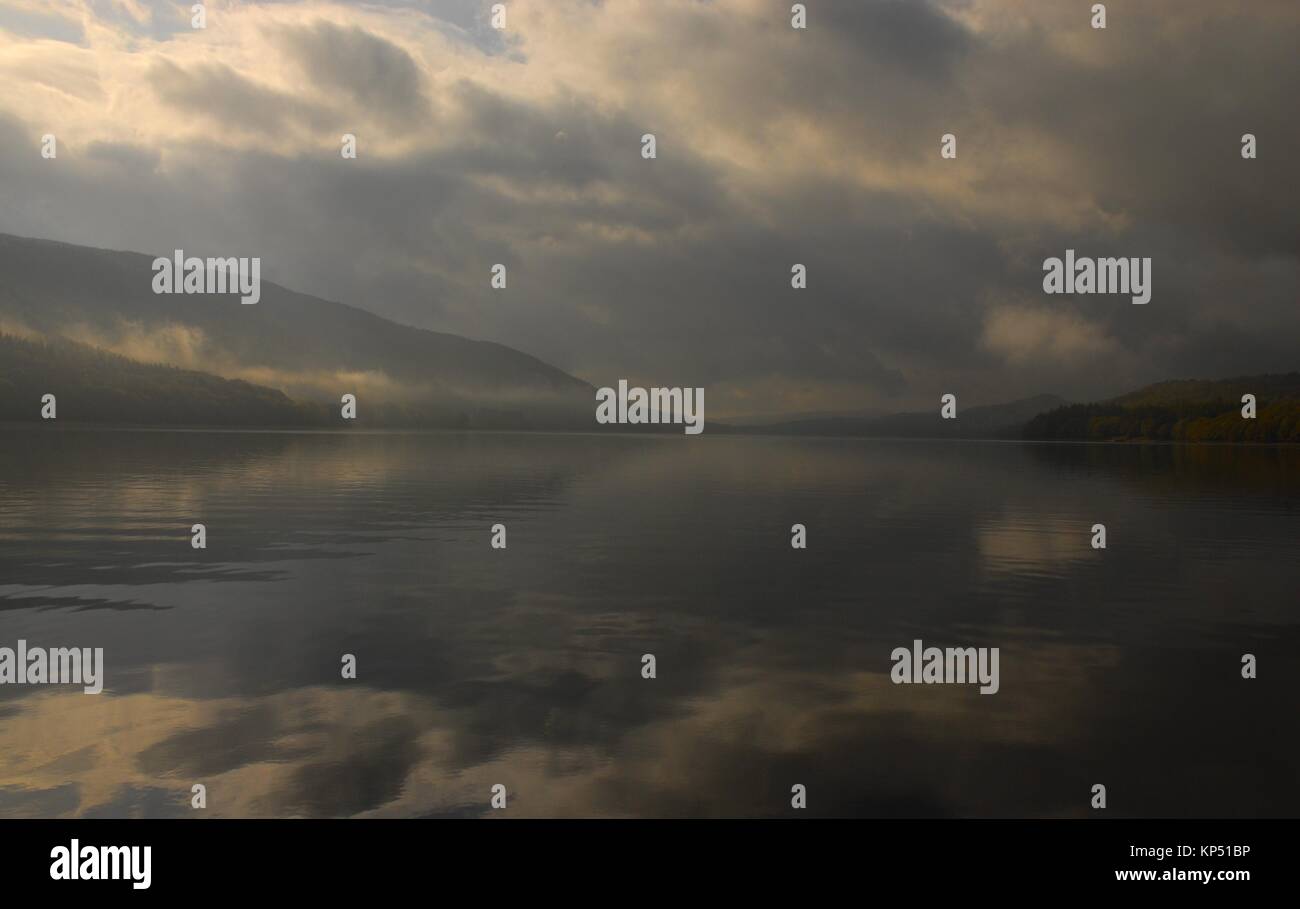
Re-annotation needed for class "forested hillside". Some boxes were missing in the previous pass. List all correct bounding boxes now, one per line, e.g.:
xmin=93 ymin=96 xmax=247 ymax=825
xmin=1023 ymin=374 xmax=1300 ymax=442
xmin=0 ymin=333 xmax=327 ymax=426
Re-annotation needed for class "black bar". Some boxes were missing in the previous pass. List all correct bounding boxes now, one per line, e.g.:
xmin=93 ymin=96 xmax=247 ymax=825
xmin=2 ymin=819 xmax=1278 ymax=895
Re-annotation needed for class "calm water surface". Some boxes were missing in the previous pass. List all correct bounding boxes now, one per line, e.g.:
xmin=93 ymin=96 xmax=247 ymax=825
xmin=0 ymin=428 xmax=1296 ymax=817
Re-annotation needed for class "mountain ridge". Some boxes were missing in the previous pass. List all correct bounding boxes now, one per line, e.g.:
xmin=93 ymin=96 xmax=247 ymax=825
xmin=1023 ymin=373 xmax=1300 ymax=443
xmin=0 ymin=232 xmax=592 ymax=413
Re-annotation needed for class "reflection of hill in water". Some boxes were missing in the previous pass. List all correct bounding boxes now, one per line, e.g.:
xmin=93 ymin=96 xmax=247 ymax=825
xmin=1026 ymin=439 xmax=1300 ymax=497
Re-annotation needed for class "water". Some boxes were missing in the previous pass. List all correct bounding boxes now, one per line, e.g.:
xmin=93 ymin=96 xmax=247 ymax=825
xmin=0 ymin=427 xmax=1296 ymax=818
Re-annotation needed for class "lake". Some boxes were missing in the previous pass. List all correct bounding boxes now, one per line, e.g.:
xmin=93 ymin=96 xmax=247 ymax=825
xmin=0 ymin=428 xmax=1296 ymax=817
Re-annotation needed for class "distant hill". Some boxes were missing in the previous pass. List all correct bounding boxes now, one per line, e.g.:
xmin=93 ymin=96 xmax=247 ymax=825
xmin=0 ymin=232 xmax=592 ymax=428
xmin=1023 ymin=374 xmax=1300 ymax=442
xmin=753 ymin=394 xmax=1067 ymax=439
xmin=0 ymin=333 xmax=327 ymax=426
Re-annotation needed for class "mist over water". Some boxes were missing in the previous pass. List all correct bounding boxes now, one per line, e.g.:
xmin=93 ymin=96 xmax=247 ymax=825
xmin=0 ymin=428 xmax=1296 ymax=818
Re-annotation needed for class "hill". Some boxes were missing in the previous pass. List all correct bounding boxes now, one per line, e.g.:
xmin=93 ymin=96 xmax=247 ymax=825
xmin=1023 ymin=374 xmax=1300 ymax=442
xmin=0 ymin=333 xmax=327 ymax=426
xmin=0 ymin=233 xmax=592 ymax=427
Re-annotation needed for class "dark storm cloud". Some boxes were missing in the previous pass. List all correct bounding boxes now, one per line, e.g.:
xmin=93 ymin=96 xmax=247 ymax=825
xmin=967 ymin=4 xmax=1300 ymax=261
xmin=821 ymin=0 xmax=973 ymax=82
xmin=275 ymin=20 xmax=431 ymax=127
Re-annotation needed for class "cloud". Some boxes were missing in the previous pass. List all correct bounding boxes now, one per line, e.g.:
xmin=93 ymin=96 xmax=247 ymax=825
xmin=275 ymin=20 xmax=430 ymax=127
xmin=981 ymin=302 xmax=1118 ymax=366
xmin=0 ymin=0 xmax=1295 ymax=414
xmin=147 ymin=58 xmax=342 ymax=138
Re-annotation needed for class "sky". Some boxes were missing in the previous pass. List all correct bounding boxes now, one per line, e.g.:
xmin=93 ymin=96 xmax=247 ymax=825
xmin=0 ymin=0 xmax=1296 ymax=417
